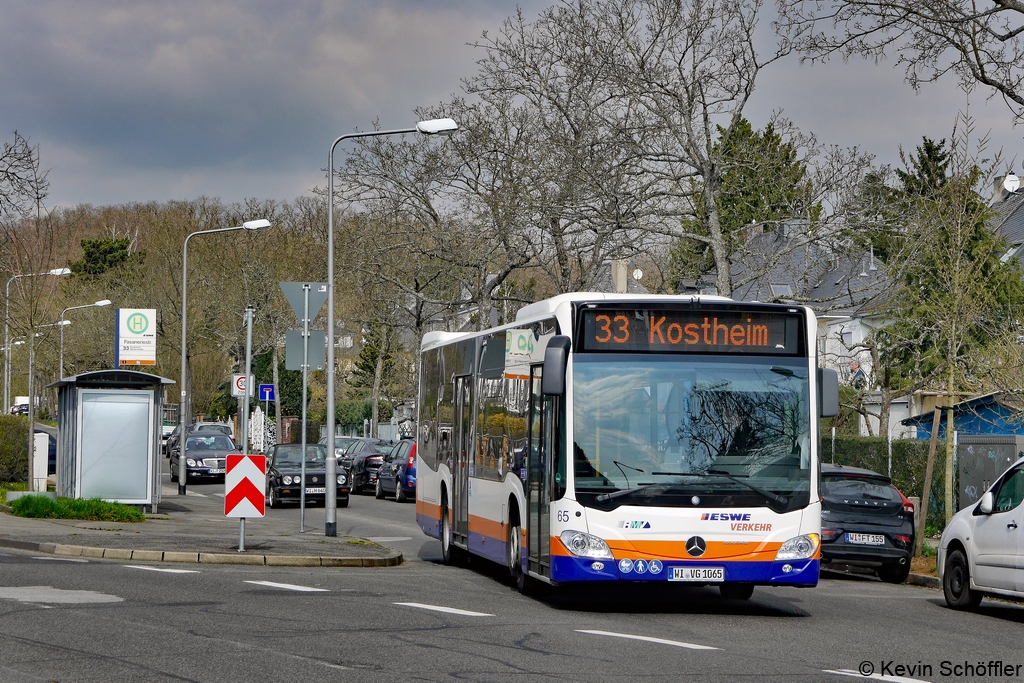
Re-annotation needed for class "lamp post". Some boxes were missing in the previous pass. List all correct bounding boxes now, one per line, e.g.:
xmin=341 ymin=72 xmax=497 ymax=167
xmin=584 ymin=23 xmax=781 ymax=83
xmin=59 ymin=299 xmax=112 ymax=378
xmin=324 ymin=117 xmax=458 ymax=536
xmin=4 ymin=268 xmax=71 ymax=413
xmin=179 ymin=220 xmax=271 ymax=495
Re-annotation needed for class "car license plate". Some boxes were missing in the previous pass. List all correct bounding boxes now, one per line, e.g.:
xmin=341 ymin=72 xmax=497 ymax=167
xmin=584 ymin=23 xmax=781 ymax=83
xmin=209 ymin=468 xmax=225 ymax=474
xmin=669 ymin=567 xmax=724 ymax=582
xmin=305 ymin=487 xmax=326 ymax=494
xmin=369 ymin=473 xmax=377 ymax=481
xmin=846 ymin=533 xmax=885 ymax=545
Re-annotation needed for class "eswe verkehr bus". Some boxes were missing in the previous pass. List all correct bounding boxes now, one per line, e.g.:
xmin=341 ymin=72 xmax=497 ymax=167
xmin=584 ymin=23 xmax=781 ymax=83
xmin=414 ymin=293 xmax=839 ymax=598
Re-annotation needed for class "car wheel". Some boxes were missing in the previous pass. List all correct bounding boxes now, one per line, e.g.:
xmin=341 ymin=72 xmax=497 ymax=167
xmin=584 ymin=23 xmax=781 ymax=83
xmin=375 ymin=477 xmax=385 ymax=499
xmin=395 ymin=480 xmax=406 ymax=503
xmin=943 ymin=548 xmax=982 ymax=609
xmin=878 ymin=562 xmax=911 ymax=584
xmin=170 ymin=463 xmax=178 ymax=483
xmin=268 ymin=488 xmax=279 ymax=509
xmin=719 ymin=583 xmax=755 ymax=600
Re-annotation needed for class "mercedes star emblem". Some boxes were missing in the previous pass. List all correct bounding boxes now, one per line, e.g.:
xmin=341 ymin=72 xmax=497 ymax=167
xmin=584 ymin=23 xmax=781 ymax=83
xmin=685 ymin=536 xmax=707 ymax=557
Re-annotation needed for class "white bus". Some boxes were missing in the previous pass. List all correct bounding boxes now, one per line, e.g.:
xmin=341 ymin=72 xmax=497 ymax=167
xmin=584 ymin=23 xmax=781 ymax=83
xmin=415 ymin=293 xmax=838 ymax=598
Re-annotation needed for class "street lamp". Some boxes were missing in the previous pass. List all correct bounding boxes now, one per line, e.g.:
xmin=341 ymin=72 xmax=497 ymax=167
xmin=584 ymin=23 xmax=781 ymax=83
xmin=4 ymin=267 xmax=72 ymax=413
xmin=59 ymin=299 xmax=112 ymax=378
xmin=178 ymin=219 xmax=271 ymax=495
xmin=324 ymin=117 xmax=458 ymax=536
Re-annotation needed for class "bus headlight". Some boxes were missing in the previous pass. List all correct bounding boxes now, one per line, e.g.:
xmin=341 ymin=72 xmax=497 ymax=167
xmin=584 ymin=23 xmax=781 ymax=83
xmin=775 ymin=533 xmax=820 ymax=561
xmin=559 ymin=530 xmax=613 ymax=559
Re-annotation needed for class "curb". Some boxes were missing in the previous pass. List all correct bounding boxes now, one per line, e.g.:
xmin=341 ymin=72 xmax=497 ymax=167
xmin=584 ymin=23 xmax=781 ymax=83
xmin=907 ymin=572 xmax=941 ymax=589
xmin=0 ymin=537 xmax=403 ymax=567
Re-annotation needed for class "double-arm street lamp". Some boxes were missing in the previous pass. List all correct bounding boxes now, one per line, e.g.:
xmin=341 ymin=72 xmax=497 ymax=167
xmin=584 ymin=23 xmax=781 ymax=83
xmin=4 ymin=268 xmax=72 ymax=413
xmin=59 ymin=299 xmax=112 ymax=378
xmin=323 ymin=117 xmax=458 ymax=536
xmin=178 ymin=219 xmax=272 ymax=495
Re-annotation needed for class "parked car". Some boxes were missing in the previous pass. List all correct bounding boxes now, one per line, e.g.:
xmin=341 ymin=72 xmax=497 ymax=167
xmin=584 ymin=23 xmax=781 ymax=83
xmin=34 ymin=429 xmax=56 ymax=476
xmin=169 ymin=433 xmax=237 ymax=482
xmin=345 ymin=438 xmax=391 ymax=493
xmin=375 ymin=439 xmax=416 ymax=502
xmin=194 ymin=422 xmax=234 ymax=439
xmin=940 ymin=455 xmax=1024 ymax=609
xmin=819 ymin=463 xmax=916 ymax=584
xmin=318 ymin=435 xmax=361 ymax=460
xmin=266 ymin=443 xmax=350 ymax=509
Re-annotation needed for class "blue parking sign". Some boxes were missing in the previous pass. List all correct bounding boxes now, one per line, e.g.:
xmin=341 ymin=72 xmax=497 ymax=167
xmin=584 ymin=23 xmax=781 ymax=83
xmin=258 ymin=384 xmax=275 ymax=401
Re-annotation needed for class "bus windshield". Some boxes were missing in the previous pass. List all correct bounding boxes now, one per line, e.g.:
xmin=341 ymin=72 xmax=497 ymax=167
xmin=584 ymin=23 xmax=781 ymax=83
xmin=572 ymin=354 xmax=811 ymax=512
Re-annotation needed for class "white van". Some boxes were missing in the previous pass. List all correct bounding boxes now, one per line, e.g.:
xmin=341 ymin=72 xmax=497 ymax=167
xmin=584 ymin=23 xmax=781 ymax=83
xmin=939 ymin=455 xmax=1024 ymax=608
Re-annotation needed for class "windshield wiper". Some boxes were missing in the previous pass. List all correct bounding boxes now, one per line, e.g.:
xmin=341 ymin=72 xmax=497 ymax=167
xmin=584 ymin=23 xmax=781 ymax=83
xmin=595 ymin=482 xmax=665 ymax=502
xmin=612 ymin=460 xmax=644 ymax=490
xmin=705 ymin=469 xmax=788 ymax=504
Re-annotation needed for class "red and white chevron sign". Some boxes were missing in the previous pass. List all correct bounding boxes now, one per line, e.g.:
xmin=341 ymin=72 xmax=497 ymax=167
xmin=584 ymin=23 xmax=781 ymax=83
xmin=224 ymin=454 xmax=266 ymax=518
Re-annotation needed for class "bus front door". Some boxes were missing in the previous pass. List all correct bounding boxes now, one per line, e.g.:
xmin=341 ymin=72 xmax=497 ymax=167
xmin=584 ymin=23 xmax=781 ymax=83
xmin=452 ymin=375 xmax=471 ymax=547
xmin=527 ymin=366 xmax=551 ymax=578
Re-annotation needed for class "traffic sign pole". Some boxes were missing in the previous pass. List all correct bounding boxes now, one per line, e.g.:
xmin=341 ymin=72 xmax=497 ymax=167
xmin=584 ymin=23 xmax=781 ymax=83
xmin=300 ymin=284 xmax=309 ymax=533
xmin=240 ymin=305 xmax=254 ymax=549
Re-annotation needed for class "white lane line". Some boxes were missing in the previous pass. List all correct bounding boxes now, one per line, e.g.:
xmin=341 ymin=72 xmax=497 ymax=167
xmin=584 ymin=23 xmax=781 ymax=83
xmin=245 ymin=580 xmax=329 ymax=593
xmin=394 ymin=602 xmax=494 ymax=617
xmin=33 ymin=556 xmax=88 ymax=563
xmin=824 ymin=669 xmax=930 ymax=683
xmin=367 ymin=536 xmax=413 ymax=542
xmin=576 ymin=630 xmax=719 ymax=651
xmin=123 ymin=565 xmax=199 ymax=574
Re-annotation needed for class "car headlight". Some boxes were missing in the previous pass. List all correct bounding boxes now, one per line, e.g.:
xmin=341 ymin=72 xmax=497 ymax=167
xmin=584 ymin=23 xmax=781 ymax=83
xmin=283 ymin=475 xmax=293 ymax=485
xmin=559 ymin=530 xmax=613 ymax=559
xmin=775 ymin=533 xmax=820 ymax=561
xmin=186 ymin=458 xmax=197 ymax=467
xmin=337 ymin=474 xmax=346 ymax=485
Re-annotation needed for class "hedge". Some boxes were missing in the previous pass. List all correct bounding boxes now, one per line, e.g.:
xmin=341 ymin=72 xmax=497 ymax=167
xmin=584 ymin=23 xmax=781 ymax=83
xmin=824 ymin=435 xmax=949 ymax=529
xmin=0 ymin=415 xmax=28 ymax=482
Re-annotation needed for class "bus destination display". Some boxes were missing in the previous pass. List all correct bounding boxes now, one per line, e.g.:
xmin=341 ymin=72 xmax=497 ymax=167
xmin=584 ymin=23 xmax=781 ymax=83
xmin=580 ymin=308 xmax=801 ymax=355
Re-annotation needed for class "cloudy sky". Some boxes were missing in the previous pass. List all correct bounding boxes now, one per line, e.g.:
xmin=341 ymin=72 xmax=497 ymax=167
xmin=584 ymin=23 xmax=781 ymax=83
xmin=1 ymin=1 xmax=1021 ymax=207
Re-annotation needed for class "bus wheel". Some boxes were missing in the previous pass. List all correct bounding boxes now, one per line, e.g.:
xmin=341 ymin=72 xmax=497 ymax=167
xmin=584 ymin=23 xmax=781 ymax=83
xmin=507 ymin=512 xmax=527 ymax=593
xmin=720 ymin=583 xmax=754 ymax=600
xmin=441 ymin=492 xmax=455 ymax=565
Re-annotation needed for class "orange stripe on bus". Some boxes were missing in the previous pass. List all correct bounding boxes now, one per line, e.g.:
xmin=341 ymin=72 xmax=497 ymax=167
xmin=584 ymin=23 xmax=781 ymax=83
xmin=552 ymin=537 xmax=816 ymax=562
xmin=468 ymin=514 xmax=506 ymax=542
xmin=417 ymin=500 xmax=441 ymax=520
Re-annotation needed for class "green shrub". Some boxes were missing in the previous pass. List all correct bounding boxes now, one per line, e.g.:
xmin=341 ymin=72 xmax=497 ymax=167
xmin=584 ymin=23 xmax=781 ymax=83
xmin=10 ymin=495 xmax=145 ymax=522
xmin=823 ymin=435 xmax=949 ymax=529
xmin=0 ymin=416 xmax=28 ymax=482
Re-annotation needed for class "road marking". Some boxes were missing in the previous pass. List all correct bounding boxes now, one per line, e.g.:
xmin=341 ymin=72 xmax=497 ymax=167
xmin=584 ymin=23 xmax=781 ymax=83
xmin=32 ymin=556 xmax=88 ymax=563
xmin=394 ymin=602 xmax=493 ymax=616
xmin=123 ymin=565 xmax=199 ymax=574
xmin=576 ymin=630 xmax=719 ymax=651
xmin=824 ymin=669 xmax=930 ymax=683
xmin=160 ymin=486 xmax=207 ymax=497
xmin=367 ymin=536 xmax=413 ymax=542
xmin=0 ymin=586 xmax=123 ymax=604
xmin=245 ymin=580 xmax=329 ymax=592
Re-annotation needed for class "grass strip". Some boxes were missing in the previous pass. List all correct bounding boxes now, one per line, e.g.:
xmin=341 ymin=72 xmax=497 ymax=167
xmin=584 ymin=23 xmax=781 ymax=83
xmin=9 ymin=495 xmax=145 ymax=522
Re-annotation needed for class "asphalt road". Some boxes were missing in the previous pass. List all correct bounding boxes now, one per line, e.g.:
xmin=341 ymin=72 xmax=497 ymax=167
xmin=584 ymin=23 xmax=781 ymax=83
xmin=4 ymin=488 xmax=1024 ymax=682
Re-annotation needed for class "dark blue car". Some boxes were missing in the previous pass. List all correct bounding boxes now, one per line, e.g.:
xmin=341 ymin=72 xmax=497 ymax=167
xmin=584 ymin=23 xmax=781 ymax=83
xmin=374 ymin=440 xmax=416 ymax=502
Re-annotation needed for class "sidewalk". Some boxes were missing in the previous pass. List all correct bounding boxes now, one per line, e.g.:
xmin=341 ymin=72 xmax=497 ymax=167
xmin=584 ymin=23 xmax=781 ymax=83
xmin=0 ymin=489 xmax=402 ymax=568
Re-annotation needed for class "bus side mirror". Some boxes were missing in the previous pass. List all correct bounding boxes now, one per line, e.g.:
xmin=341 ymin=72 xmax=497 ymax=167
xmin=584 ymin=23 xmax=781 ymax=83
xmin=818 ymin=368 xmax=839 ymax=417
xmin=542 ymin=336 xmax=572 ymax=396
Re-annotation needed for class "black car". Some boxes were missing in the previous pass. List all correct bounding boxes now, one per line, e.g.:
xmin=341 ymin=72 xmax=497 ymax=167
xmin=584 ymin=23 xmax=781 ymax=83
xmin=820 ymin=464 xmax=916 ymax=584
xmin=345 ymin=438 xmax=391 ymax=493
xmin=318 ymin=435 xmax=361 ymax=460
xmin=375 ymin=439 xmax=416 ymax=502
xmin=170 ymin=433 xmax=237 ymax=482
xmin=266 ymin=443 xmax=350 ymax=508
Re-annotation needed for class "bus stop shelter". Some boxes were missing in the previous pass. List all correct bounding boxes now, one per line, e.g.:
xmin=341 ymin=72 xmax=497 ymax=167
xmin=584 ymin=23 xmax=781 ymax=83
xmin=49 ymin=370 xmax=174 ymax=511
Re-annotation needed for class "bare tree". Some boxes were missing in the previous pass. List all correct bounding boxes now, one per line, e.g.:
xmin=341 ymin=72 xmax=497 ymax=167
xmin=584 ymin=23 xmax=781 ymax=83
xmin=776 ymin=0 xmax=1024 ymax=122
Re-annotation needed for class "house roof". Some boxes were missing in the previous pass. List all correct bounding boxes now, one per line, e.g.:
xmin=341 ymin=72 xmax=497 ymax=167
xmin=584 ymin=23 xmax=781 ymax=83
xmin=990 ymin=192 xmax=1024 ymax=246
xmin=901 ymin=391 xmax=1024 ymax=425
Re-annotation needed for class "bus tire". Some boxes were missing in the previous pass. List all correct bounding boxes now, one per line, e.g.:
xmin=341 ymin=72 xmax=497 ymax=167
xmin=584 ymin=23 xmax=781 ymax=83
xmin=507 ymin=504 xmax=527 ymax=593
xmin=441 ymin=491 xmax=456 ymax=566
xmin=720 ymin=583 xmax=755 ymax=600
